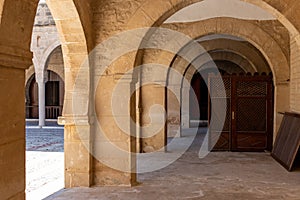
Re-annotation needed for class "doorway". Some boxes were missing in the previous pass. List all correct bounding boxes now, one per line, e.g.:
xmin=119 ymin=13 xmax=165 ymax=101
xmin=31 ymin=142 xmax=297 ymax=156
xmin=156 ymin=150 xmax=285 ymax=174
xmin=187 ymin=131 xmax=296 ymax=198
xmin=208 ymin=73 xmax=274 ymax=151
xmin=26 ymin=74 xmax=39 ymax=119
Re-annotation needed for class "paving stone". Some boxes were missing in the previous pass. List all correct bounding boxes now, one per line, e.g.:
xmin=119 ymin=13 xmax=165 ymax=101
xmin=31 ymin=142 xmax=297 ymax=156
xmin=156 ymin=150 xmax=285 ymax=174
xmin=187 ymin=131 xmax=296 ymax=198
xmin=26 ymin=126 xmax=64 ymax=200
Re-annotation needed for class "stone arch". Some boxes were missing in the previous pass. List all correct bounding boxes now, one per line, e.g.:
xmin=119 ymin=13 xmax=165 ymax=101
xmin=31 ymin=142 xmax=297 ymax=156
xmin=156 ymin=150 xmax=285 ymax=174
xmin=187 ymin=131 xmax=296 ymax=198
xmin=45 ymin=0 xmax=91 ymax=118
xmin=45 ymin=45 xmax=65 ymax=81
xmin=184 ymin=51 xmax=254 ymax=79
xmin=137 ymin=16 xmax=291 ymax=151
xmin=25 ymin=65 xmax=36 ymax=85
xmin=129 ymin=1 xmax=300 ymax=142
xmin=0 ymin=0 xmax=91 ymax=198
xmin=40 ymin=40 xmax=61 ymax=72
xmin=127 ymin=0 xmax=300 ymax=39
xmin=25 ymin=73 xmax=36 ymax=107
xmin=45 ymin=0 xmax=92 ymax=188
xmin=198 ymin=38 xmax=269 ymax=73
xmin=0 ymin=0 xmax=90 ymax=115
xmin=162 ymin=18 xmax=289 ymax=84
xmin=170 ymin=48 xmax=260 ymax=80
xmin=25 ymin=65 xmax=37 ymax=118
xmin=207 ymin=50 xmax=256 ymax=73
xmin=160 ymin=18 xmax=289 ymax=136
xmin=158 ymin=18 xmax=288 ymax=133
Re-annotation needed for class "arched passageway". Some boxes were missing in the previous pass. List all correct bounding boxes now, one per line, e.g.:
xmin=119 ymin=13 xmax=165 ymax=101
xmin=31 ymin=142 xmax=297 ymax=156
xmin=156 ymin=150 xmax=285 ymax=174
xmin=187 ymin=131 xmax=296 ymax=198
xmin=25 ymin=70 xmax=64 ymax=120
xmin=1 ymin=0 xmax=300 ymax=199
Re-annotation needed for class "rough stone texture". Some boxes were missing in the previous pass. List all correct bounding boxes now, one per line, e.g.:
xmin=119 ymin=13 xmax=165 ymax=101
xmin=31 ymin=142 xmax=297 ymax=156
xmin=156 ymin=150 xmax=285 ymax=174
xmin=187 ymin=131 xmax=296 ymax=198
xmin=198 ymin=38 xmax=270 ymax=73
xmin=30 ymin=2 xmax=61 ymax=84
xmin=161 ymin=18 xmax=289 ymax=82
xmin=0 ymin=67 xmax=26 ymax=200
xmin=140 ymin=17 xmax=290 ymax=148
xmin=140 ymin=84 xmax=166 ymax=152
xmin=63 ymin=124 xmax=92 ymax=188
xmin=47 ymin=0 xmax=93 ymax=188
xmin=290 ymin=37 xmax=300 ymax=112
xmin=28 ymin=3 xmax=62 ymax=78
xmin=1 ymin=1 xmax=300 ymax=199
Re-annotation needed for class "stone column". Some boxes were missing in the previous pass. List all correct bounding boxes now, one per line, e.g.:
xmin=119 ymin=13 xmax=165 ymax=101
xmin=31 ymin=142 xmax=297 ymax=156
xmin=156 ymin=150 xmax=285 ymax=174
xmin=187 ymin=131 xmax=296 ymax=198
xmin=140 ymin=63 xmax=168 ymax=152
xmin=141 ymin=84 xmax=166 ymax=152
xmin=93 ymin=73 xmax=137 ymax=185
xmin=58 ymin=57 xmax=93 ymax=187
xmin=0 ymin=50 xmax=32 ymax=200
xmin=167 ymin=84 xmax=181 ymax=138
xmin=58 ymin=116 xmax=93 ymax=187
xmin=274 ymin=82 xmax=290 ymax=139
xmin=181 ymin=86 xmax=190 ymax=129
xmin=37 ymin=80 xmax=46 ymax=127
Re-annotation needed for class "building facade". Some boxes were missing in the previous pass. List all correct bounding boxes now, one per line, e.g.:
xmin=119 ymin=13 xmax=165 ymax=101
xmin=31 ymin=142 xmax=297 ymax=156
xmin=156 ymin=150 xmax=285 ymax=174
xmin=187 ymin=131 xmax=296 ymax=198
xmin=26 ymin=2 xmax=64 ymax=126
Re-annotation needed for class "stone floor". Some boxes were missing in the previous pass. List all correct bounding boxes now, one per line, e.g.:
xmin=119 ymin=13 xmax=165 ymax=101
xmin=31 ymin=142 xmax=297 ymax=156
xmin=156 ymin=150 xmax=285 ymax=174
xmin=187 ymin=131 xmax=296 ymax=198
xmin=26 ymin=127 xmax=64 ymax=152
xmin=45 ymin=128 xmax=300 ymax=200
xmin=26 ymin=124 xmax=64 ymax=200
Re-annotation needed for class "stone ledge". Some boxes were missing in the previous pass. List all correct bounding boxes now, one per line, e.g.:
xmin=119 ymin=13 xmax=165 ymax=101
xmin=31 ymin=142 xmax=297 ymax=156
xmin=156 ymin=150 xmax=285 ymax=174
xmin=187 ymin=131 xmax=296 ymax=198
xmin=58 ymin=115 xmax=94 ymax=126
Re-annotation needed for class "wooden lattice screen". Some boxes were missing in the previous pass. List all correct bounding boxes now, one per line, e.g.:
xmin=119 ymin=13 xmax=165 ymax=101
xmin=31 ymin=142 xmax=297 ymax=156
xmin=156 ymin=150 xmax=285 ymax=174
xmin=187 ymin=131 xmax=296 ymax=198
xmin=272 ymin=112 xmax=300 ymax=171
xmin=208 ymin=73 xmax=273 ymax=151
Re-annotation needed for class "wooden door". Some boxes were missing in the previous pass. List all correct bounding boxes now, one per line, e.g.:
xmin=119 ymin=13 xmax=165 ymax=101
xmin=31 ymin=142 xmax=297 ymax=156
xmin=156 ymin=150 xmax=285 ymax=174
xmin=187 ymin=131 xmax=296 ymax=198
xmin=45 ymin=81 xmax=60 ymax=119
xmin=208 ymin=75 xmax=231 ymax=151
xmin=208 ymin=74 xmax=273 ymax=152
xmin=232 ymin=76 xmax=273 ymax=151
xmin=46 ymin=81 xmax=59 ymax=106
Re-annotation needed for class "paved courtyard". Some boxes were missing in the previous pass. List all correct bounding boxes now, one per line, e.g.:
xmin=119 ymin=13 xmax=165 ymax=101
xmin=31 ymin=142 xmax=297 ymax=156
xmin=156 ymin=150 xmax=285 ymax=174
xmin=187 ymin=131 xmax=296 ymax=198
xmin=25 ymin=126 xmax=300 ymax=200
xmin=45 ymin=128 xmax=300 ymax=200
xmin=26 ymin=123 xmax=64 ymax=200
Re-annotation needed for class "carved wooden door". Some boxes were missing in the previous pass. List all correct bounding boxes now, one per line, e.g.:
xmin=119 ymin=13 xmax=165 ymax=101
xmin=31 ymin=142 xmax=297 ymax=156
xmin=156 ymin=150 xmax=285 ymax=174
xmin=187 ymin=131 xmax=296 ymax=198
xmin=208 ymin=74 xmax=273 ymax=152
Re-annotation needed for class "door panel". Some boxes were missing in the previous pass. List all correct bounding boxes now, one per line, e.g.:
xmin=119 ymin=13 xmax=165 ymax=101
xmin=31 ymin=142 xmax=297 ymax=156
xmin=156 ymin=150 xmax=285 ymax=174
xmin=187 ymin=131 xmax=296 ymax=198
xmin=46 ymin=81 xmax=59 ymax=106
xmin=236 ymin=133 xmax=267 ymax=150
xmin=208 ymin=76 xmax=231 ymax=151
xmin=208 ymin=74 xmax=273 ymax=152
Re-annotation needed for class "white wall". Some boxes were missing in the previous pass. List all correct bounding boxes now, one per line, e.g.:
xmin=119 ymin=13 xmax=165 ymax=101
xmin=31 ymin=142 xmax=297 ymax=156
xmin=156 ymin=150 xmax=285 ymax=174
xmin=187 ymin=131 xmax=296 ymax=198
xmin=165 ymin=0 xmax=275 ymax=23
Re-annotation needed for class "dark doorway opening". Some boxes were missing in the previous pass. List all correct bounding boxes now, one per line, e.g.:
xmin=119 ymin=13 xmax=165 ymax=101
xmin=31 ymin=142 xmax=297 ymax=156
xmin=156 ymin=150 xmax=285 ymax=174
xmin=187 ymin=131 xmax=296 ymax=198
xmin=26 ymin=74 xmax=39 ymax=119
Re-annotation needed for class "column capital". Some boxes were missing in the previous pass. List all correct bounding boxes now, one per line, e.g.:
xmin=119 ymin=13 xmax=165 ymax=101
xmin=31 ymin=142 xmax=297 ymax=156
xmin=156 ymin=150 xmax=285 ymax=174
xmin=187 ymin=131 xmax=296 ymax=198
xmin=0 ymin=45 xmax=33 ymax=69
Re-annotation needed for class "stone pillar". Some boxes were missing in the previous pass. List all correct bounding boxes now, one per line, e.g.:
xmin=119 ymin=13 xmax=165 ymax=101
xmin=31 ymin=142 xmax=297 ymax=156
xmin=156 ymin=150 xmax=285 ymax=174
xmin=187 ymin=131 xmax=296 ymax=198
xmin=58 ymin=116 xmax=93 ymax=187
xmin=93 ymin=74 xmax=137 ymax=186
xmin=0 ymin=50 xmax=32 ymax=200
xmin=58 ymin=57 xmax=93 ymax=187
xmin=141 ymin=84 xmax=166 ymax=152
xmin=290 ymin=36 xmax=300 ymax=112
xmin=35 ymin=69 xmax=47 ymax=127
xmin=0 ymin=67 xmax=26 ymax=200
xmin=181 ymin=86 xmax=190 ymax=129
xmin=37 ymin=81 xmax=46 ymax=127
xmin=274 ymin=82 xmax=290 ymax=140
xmin=167 ymin=84 xmax=181 ymax=137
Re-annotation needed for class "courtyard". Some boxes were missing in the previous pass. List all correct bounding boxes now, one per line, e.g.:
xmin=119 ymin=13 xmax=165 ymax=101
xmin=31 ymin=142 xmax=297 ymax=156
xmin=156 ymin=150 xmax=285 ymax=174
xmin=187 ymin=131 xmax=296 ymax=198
xmin=26 ymin=123 xmax=64 ymax=200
